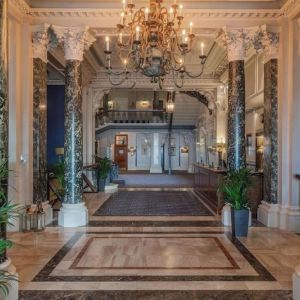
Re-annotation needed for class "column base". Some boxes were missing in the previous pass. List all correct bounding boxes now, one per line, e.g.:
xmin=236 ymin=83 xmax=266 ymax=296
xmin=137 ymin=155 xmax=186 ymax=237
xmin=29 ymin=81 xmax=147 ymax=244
xmin=221 ymin=204 xmax=252 ymax=226
xmin=257 ymin=202 xmax=300 ymax=232
xmin=188 ymin=165 xmax=195 ymax=173
xmin=293 ymin=264 xmax=300 ymax=300
xmin=0 ymin=258 xmax=18 ymax=300
xmin=150 ymin=166 xmax=163 ymax=174
xmin=257 ymin=201 xmax=279 ymax=227
xmin=58 ymin=202 xmax=88 ymax=227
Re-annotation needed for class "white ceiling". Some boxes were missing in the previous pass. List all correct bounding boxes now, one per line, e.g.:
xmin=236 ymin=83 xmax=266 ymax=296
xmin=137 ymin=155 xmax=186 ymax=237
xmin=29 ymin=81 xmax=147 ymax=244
xmin=26 ymin=0 xmax=287 ymax=9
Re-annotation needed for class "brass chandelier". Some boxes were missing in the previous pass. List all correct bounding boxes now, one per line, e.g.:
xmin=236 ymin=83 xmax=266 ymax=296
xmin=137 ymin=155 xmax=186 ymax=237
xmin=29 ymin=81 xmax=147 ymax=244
xmin=104 ymin=0 xmax=208 ymax=88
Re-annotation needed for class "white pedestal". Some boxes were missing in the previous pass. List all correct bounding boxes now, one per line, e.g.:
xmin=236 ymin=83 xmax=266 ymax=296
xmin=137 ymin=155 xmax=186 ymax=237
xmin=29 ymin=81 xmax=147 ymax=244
xmin=257 ymin=201 xmax=279 ymax=227
xmin=58 ymin=202 xmax=88 ymax=227
xmin=105 ymin=183 xmax=118 ymax=192
xmin=221 ymin=204 xmax=252 ymax=226
xmin=293 ymin=264 xmax=300 ymax=300
xmin=0 ymin=258 xmax=18 ymax=300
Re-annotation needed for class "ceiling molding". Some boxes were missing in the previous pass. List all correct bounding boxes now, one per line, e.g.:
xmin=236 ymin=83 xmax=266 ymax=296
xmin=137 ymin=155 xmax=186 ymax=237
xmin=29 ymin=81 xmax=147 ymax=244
xmin=281 ymin=0 xmax=300 ymax=18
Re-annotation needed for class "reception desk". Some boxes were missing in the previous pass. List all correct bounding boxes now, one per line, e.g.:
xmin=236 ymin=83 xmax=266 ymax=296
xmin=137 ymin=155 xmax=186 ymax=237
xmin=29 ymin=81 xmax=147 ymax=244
xmin=194 ymin=164 xmax=263 ymax=216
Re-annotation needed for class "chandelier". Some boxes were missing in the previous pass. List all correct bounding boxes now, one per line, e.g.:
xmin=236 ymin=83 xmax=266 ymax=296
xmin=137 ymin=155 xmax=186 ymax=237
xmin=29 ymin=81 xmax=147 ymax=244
xmin=103 ymin=0 xmax=208 ymax=89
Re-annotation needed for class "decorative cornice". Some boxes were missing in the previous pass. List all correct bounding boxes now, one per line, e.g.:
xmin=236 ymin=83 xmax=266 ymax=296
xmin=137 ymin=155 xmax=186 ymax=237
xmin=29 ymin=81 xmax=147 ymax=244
xmin=51 ymin=26 xmax=96 ymax=61
xmin=10 ymin=0 xmax=30 ymax=16
xmin=31 ymin=24 xmax=50 ymax=63
xmin=281 ymin=0 xmax=300 ymax=18
xmin=27 ymin=8 xmax=282 ymax=21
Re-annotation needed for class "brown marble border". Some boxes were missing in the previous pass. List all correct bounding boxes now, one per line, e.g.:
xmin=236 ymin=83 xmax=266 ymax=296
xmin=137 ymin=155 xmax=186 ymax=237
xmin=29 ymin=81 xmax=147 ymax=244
xmin=18 ymin=290 xmax=293 ymax=300
xmin=33 ymin=231 xmax=276 ymax=282
xmin=70 ymin=236 xmax=239 ymax=270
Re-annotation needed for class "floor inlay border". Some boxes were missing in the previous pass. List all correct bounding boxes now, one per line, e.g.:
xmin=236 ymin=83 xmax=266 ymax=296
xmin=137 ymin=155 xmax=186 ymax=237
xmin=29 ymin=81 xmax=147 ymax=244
xmin=69 ymin=236 xmax=239 ymax=270
xmin=33 ymin=231 xmax=276 ymax=282
xmin=18 ymin=290 xmax=293 ymax=300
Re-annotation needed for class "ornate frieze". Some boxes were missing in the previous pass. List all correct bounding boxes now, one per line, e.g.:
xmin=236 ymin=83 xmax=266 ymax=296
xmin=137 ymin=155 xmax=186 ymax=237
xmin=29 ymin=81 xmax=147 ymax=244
xmin=32 ymin=24 xmax=50 ymax=63
xmin=51 ymin=26 xmax=95 ymax=61
xmin=216 ymin=28 xmax=250 ymax=62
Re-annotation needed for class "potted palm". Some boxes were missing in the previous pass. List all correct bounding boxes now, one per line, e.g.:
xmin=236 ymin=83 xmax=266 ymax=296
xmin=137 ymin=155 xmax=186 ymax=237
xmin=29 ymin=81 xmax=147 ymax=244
xmin=95 ymin=157 xmax=111 ymax=192
xmin=219 ymin=168 xmax=252 ymax=237
xmin=52 ymin=162 xmax=65 ymax=200
xmin=0 ymin=160 xmax=23 ymax=298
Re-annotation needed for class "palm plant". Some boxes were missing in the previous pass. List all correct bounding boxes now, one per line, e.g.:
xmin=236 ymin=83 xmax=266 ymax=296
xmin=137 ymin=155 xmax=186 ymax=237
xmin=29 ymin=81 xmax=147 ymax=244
xmin=95 ymin=156 xmax=111 ymax=180
xmin=52 ymin=162 xmax=65 ymax=198
xmin=0 ymin=159 xmax=23 ymax=297
xmin=219 ymin=168 xmax=252 ymax=210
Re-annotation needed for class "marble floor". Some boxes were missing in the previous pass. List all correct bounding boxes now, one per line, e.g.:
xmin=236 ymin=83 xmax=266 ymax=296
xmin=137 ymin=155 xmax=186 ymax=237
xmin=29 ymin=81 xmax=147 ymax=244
xmin=8 ymin=189 xmax=299 ymax=299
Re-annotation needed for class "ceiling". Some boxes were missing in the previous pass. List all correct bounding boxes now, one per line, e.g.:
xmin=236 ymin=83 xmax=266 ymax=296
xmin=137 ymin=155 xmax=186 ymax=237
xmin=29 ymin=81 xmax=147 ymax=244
xmin=26 ymin=0 xmax=287 ymax=10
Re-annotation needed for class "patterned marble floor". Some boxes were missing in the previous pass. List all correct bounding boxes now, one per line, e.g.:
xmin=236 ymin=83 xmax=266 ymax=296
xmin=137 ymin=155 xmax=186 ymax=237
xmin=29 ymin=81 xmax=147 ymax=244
xmin=8 ymin=190 xmax=298 ymax=299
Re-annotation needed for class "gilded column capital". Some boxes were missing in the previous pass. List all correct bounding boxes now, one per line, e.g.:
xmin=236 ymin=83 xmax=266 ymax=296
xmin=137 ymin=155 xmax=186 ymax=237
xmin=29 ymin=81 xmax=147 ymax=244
xmin=31 ymin=24 xmax=50 ymax=63
xmin=216 ymin=28 xmax=250 ymax=62
xmin=51 ymin=26 xmax=95 ymax=61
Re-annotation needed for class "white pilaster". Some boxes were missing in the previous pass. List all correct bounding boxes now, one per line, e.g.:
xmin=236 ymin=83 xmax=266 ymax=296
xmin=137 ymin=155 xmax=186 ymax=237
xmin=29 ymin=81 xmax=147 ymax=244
xmin=150 ymin=132 xmax=162 ymax=173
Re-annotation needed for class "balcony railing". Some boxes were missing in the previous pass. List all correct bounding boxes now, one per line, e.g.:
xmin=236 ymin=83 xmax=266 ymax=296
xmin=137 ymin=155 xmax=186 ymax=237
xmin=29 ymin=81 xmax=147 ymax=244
xmin=96 ymin=109 xmax=168 ymax=127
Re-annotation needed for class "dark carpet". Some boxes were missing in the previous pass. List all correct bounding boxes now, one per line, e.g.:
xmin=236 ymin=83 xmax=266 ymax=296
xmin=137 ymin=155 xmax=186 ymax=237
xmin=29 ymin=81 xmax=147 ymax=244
xmin=93 ymin=191 xmax=213 ymax=216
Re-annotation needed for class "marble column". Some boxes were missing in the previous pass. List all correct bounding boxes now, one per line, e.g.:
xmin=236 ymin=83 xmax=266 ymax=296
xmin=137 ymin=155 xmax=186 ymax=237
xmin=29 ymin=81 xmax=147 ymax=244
xmin=0 ymin=0 xmax=8 ymax=264
xmin=255 ymin=28 xmax=280 ymax=227
xmin=262 ymin=32 xmax=279 ymax=205
xmin=32 ymin=25 xmax=49 ymax=203
xmin=52 ymin=26 xmax=95 ymax=227
xmin=217 ymin=29 xmax=247 ymax=171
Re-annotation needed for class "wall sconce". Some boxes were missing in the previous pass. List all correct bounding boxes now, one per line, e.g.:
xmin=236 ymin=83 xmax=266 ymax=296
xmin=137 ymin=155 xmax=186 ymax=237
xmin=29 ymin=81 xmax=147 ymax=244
xmin=216 ymin=143 xmax=226 ymax=153
xmin=128 ymin=146 xmax=136 ymax=156
xmin=166 ymin=98 xmax=175 ymax=113
xmin=180 ymin=146 xmax=189 ymax=153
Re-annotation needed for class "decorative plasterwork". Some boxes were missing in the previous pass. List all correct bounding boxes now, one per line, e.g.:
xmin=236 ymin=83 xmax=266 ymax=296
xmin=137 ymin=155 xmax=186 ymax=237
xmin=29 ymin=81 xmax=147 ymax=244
xmin=281 ymin=0 xmax=300 ymax=18
xmin=250 ymin=25 xmax=279 ymax=62
xmin=27 ymin=9 xmax=282 ymax=21
xmin=51 ymin=26 xmax=96 ymax=61
xmin=10 ymin=0 xmax=30 ymax=15
xmin=216 ymin=28 xmax=250 ymax=61
xmin=31 ymin=24 xmax=50 ymax=63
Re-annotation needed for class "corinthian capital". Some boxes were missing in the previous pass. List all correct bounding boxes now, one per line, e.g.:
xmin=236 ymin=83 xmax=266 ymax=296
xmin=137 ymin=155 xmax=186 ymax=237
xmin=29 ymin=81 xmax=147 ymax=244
xmin=216 ymin=28 xmax=250 ymax=62
xmin=248 ymin=25 xmax=279 ymax=62
xmin=31 ymin=24 xmax=50 ymax=63
xmin=51 ymin=26 xmax=96 ymax=61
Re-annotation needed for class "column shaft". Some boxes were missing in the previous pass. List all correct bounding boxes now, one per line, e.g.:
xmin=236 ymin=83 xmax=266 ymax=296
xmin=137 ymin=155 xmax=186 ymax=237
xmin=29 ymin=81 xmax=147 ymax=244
xmin=33 ymin=58 xmax=47 ymax=202
xmin=263 ymin=59 xmax=278 ymax=204
xmin=0 ymin=0 xmax=8 ymax=263
xmin=227 ymin=60 xmax=246 ymax=171
xmin=64 ymin=60 xmax=83 ymax=204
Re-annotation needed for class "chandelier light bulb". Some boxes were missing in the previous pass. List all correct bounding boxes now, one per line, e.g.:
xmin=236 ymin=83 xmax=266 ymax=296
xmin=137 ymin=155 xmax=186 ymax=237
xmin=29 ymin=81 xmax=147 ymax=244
xmin=179 ymin=4 xmax=183 ymax=16
xmin=169 ymin=7 xmax=173 ymax=17
xmin=124 ymin=59 xmax=128 ymax=66
xmin=119 ymin=32 xmax=123 ymax=44
xmin=145 ymin=8 xmax=149 ymax=20
xmin=122 ymin=0 xmax=126 ymax=10
xmin=120 ymin=11 xmax=125 ymax=24
xmin=189 ymin=22 xmax=193 ymax=35
xmin=105 ymin=36 xmax=110 ymax=51
xmin=181 ymin=29 xmax=186 ymax=44
xmin=136 ymin=26 xmax=140 ymax=40
xmin=201 ymin=42 xmax=205 ymax=56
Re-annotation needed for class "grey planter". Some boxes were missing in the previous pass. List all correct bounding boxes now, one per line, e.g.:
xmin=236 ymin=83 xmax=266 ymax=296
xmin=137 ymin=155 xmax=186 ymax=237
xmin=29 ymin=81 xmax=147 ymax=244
xmin=231 ymin=208 xmax=249 ymax=237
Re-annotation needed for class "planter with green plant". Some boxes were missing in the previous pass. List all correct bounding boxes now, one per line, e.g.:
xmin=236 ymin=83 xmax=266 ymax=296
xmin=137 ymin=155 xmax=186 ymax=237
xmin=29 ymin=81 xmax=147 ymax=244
xmin=95 ymin=157 xmax=111 ymax=192
xmin=0 ymin=160 xmax=23 ymax=299
xmin=219 ymin=168 xmax=252 ymax=237
xmin=52 ymin=162 xmax=66 ymax=200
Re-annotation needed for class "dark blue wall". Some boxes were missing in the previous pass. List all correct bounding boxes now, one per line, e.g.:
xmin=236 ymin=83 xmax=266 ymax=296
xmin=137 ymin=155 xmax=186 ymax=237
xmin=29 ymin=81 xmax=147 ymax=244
xmin=47 ymin=85 xmax=65 ymax=166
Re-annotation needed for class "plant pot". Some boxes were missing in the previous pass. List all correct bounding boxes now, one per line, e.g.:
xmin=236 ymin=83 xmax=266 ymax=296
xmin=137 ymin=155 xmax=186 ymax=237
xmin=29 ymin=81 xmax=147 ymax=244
xmin=98 ymin=178 xmax=107 ymax=192
xmin=231 ymin=208 xmax=249 ymax=237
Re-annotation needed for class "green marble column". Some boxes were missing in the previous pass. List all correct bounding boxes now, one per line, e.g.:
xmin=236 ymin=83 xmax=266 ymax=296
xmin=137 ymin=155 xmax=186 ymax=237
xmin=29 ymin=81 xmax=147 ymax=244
xmin=0 ymin=0 xmax=8 ymax=264
xmin=217 ymin=29 xmax=247 ymax=171
xmin=32 ymin=27 xmax=49 ymax=203
xmin=52 ymin=26 xmax=95 ymax=226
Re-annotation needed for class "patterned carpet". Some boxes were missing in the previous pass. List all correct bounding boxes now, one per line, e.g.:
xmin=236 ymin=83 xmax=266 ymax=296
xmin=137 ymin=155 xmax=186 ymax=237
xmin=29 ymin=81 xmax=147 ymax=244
xmin=94 ymin=191 xmax=213 ymax=216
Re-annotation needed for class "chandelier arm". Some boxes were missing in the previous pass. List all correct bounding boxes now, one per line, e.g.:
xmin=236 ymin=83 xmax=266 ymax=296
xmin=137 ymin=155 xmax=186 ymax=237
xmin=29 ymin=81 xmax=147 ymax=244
xmin=172 ymin=70 xmax=184 ymax=89
xmin=108 ymin=74 xmax=128 ymax=86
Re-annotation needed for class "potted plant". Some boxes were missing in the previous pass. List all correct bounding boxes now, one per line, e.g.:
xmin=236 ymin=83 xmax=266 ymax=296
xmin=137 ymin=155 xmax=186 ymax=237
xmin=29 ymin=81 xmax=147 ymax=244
xmin=0 ymin=160 xmax=23 ymax=298
xmin=95 ymin=157 xmax=111 ymax=192
xmin=219 ymin=168 xmax=252 ymax=237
